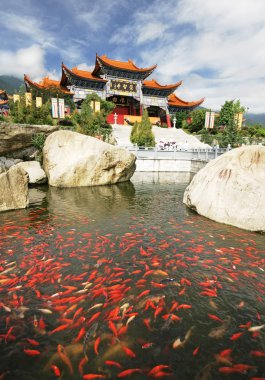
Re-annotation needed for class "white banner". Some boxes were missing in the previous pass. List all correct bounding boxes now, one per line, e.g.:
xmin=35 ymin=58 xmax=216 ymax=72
xmin=205 ymin=111 xmax=215 ymax=129
xmin=51 ymin=98 xmax=58 ymax=118
xmin=58 ymin=98 xmax=65 ymax=118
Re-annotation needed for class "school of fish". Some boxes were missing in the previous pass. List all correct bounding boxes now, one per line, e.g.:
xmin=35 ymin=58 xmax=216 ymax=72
xmin=0 ymin=184 xmax=264 ymax=380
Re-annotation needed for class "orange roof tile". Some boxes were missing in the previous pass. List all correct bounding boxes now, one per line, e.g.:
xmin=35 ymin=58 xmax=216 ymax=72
xmin=97 ymin=54 xmax=157 ymax=73
xmin=24 ymin=74 xmax=72 ymax=94
xmin=62 ymin=63 xmax=107 ymax=82
xmin=0 ymin=99 xmax=8 ymax=105
xmin=143 ymin=79 xmax=182 ymax=90
xmin=168 ymin=93 xmax=204 ymax=108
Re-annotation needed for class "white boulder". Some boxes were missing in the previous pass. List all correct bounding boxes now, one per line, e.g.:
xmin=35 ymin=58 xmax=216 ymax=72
xmin=43 ymin=130 xmax=136 ymax=187
xmin=16 ymin=161 xmax=47 ymax=184
xmin=183 ymin=145 xmax=265 ymax=232
xmin=0 ymin=165 xmax=29 ymax=212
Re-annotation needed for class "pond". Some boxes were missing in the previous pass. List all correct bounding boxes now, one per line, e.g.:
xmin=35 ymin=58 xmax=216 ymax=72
xmin=0 ymin=178 xmax=264 ymax=380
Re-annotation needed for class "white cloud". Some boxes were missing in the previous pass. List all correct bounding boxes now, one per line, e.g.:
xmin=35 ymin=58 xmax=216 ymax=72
xmin=77 ymin=63 xmax=94 ymax=72
xmin=0 ymin=45 xmax=46 ymax=80
xmin=0 ymin=10 xmax=56 ymax=49
xmin=110 ymin=0 xmax=265 ymax=113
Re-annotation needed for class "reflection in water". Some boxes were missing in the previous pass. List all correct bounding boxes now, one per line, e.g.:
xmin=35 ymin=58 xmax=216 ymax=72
xmin=0 ymin=180 xmax=264 ymax=380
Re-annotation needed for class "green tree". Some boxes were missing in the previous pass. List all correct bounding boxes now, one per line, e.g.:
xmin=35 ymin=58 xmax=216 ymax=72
xmin=72 ymin=93 xmax=114 ymax=140
xmin=200 ymin=128 xmax=214 ymax=145
xmin=216 ymin=118 xmax=243 ymax=148
xmin=173 ymin=110 xmax=190 ymax=128
xmin=9 ymin=95 xmax=53 ymax=125
xmin=130 ymin=109 xmax=155 ymax=147
xmin=188 ymin=109 xmax=208 ymax=133
xmin=218 ymin=100 xmax=245 ymax=127
xmin=219 ymin=100 xmax=235 ymax=126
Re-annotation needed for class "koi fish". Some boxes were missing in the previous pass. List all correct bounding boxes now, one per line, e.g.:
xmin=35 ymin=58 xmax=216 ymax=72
xmin=118 ymin=369 xmax=142 ymax=377
xmin=24 ymin=349 xmax=41 ymax=356
xmin=50 ymin=364 xmax=61 ymax=377
xmin=57 ymin=344 xmax=73 ymax=375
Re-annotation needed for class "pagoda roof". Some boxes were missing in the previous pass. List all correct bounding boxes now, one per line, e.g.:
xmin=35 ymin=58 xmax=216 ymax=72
xmin=143 ymin=79 xmax=182 ymax=91
xmin=92 ymin=54 xmax=157 ymax=78
xmin=168 ymin=93 xmax=204 ymax=108
xmin=24 ymin=74 xmax=72 ymax=94
xmin=61 ymin=63 xmax=107 ymax=85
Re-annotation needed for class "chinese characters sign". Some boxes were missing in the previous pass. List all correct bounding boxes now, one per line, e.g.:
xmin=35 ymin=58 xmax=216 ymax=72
xmin=110 ymin=80 xmax=137 ymax=94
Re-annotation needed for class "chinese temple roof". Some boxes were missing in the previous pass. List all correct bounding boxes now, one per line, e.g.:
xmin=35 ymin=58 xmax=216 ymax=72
xmin=24 ymin=74 xmax=71 ymax=94
xmin=168 ymin=93 xmax=204 ymax=108
xmin=60 ymin=63 xmax=107 ymax=85
xmin=143 ymin=79 xmax=182 ymax=91
xmin=92 ymin=54 xmax=157 ymax=78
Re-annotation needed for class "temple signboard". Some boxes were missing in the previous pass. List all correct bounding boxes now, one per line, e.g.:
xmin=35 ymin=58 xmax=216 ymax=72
xmin=110 ymin=80 xmax=137 ymax=94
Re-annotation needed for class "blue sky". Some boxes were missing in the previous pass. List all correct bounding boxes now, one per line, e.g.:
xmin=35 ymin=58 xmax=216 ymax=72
xmin=0 ymin=0 xmax=265 ymax=113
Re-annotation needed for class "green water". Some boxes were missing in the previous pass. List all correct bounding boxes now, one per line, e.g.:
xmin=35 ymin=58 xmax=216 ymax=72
xmin=0 ymin=181 xmax=264 ymax=380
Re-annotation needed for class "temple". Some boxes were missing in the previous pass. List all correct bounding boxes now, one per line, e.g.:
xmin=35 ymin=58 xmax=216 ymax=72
xmin=24 ymin=54 xmax=204 ymax=127
xmin=0 ymin=89 xmax=9 ymax=115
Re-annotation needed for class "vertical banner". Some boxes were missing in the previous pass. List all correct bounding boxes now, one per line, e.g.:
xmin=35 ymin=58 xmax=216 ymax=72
xmin=209 ymin=112 xmax=215 ymax=128
xmin=94 ymin=101 xmax=100 ymax=112
xmin=25 ymin=92 xmax=32 ymax=106
xmin=36 ymin=97 xmax=42 ymax=108
xmin=58 ymin=98 xmax=65 ymax=118
xmin=51 ymin=98 xmax=58 ymax=118
xmin=204 ymin=111 xmax=210 ymax=128
xmin=205 ymin=111 xmax=215 ymax=128
xmin=13 ymin=94 xmax=20 ymax=103
xmin=235 ymin=112 xmax=243 ymax=129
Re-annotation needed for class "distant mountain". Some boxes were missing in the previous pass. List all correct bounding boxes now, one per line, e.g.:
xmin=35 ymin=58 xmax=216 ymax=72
xmin=245 ymin=113 xmax=265 ymax=126
xmin=0 ymin=75 xmax=24 ymax=94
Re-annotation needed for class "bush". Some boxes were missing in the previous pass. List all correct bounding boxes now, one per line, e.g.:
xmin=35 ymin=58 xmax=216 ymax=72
xmin=130 ymin=110 xmax=155 ymax=147
xmin=72 ymin=93 xmax=114 ymax=140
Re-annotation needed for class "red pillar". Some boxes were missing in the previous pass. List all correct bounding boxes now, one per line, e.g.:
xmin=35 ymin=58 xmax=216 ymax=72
xmin=139 ymin=104 xmax=143 ymax=116
xmin=166 ymin=114 xmax=171 ymax=128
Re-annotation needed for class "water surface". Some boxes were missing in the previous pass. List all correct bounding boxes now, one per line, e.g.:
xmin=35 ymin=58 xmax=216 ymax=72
xmin=0 ymin=180 xmax=264 ymax=379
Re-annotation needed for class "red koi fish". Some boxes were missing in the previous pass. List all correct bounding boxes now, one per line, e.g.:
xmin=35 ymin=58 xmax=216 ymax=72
xmin=79 ymin=357 xmax=88 ymax=376
xmin=250 ymin=350 xmax=265 ymax=357
xmin=193 ymin=346 xmax=200 ymax=356
xmin=94 ymin=336 xmax=101 ymax=355
xmin=83 ymin=375 xmax=107 ymax=379
xmin=148 ymin=365 xmax=171 ymax=377
xmin=208 ymin=314 xmax=223 ymax=323
xmin=121 ymin=345 xmax=136 ymax=358
xmin=118 ymin=369 xmax=142 ymax=377
xmin=230 ymin=332 xmax=244 ymax=341
xmin=24 ymin=349 xmax=41 ymax=356
xmin=50 ymin=364 xmax=61 ymax=377
xmin=57 ymin=344 xmax=73 ymax=375
xmin=26 ymin=338 xmax=40 ymax=346
xmin=105 ymin=360 xmax=122 ymax=369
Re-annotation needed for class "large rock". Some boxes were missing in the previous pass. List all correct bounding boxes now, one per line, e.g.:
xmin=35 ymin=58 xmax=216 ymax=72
xmin=0 ymin=165 xmax=29 ymax=212
xmin=0 ymin=122 xmax=58 ymax=158
xmin=16 ymin=161 xmax=47 ymax=184
xmin=183 ymin=145 xmax=265 ymax=232
xmin=43 ymin=130 xmax=136 ymax=187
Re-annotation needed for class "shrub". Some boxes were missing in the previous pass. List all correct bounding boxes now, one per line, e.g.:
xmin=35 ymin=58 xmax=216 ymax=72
xmin=130 ymin=110 xmax=155 ymax=147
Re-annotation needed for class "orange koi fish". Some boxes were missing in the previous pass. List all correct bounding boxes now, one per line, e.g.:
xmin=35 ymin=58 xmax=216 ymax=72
xmin=24 ymin=349 xmax=41 ymax=356
xmin=118 ymin=368 xmax=142 ymax=377
xmin=121 ymin=345 xmax=136 ymax=358
xmin=105 ymin=360 xmax=122 ymax=369
xmin=83 ymin=374 xmax=106 ymax=379
xmin=94 ymin=336 xmax=101 ymax=355
xmin=57 ymin=344 xmax=73 ymax=375
xmin=50 ymin=364 xmax=61 ymax=377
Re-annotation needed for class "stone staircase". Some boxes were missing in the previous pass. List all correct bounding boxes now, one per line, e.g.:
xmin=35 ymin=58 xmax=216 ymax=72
xmin=111 ymin=124 xmax=209 ymax=149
